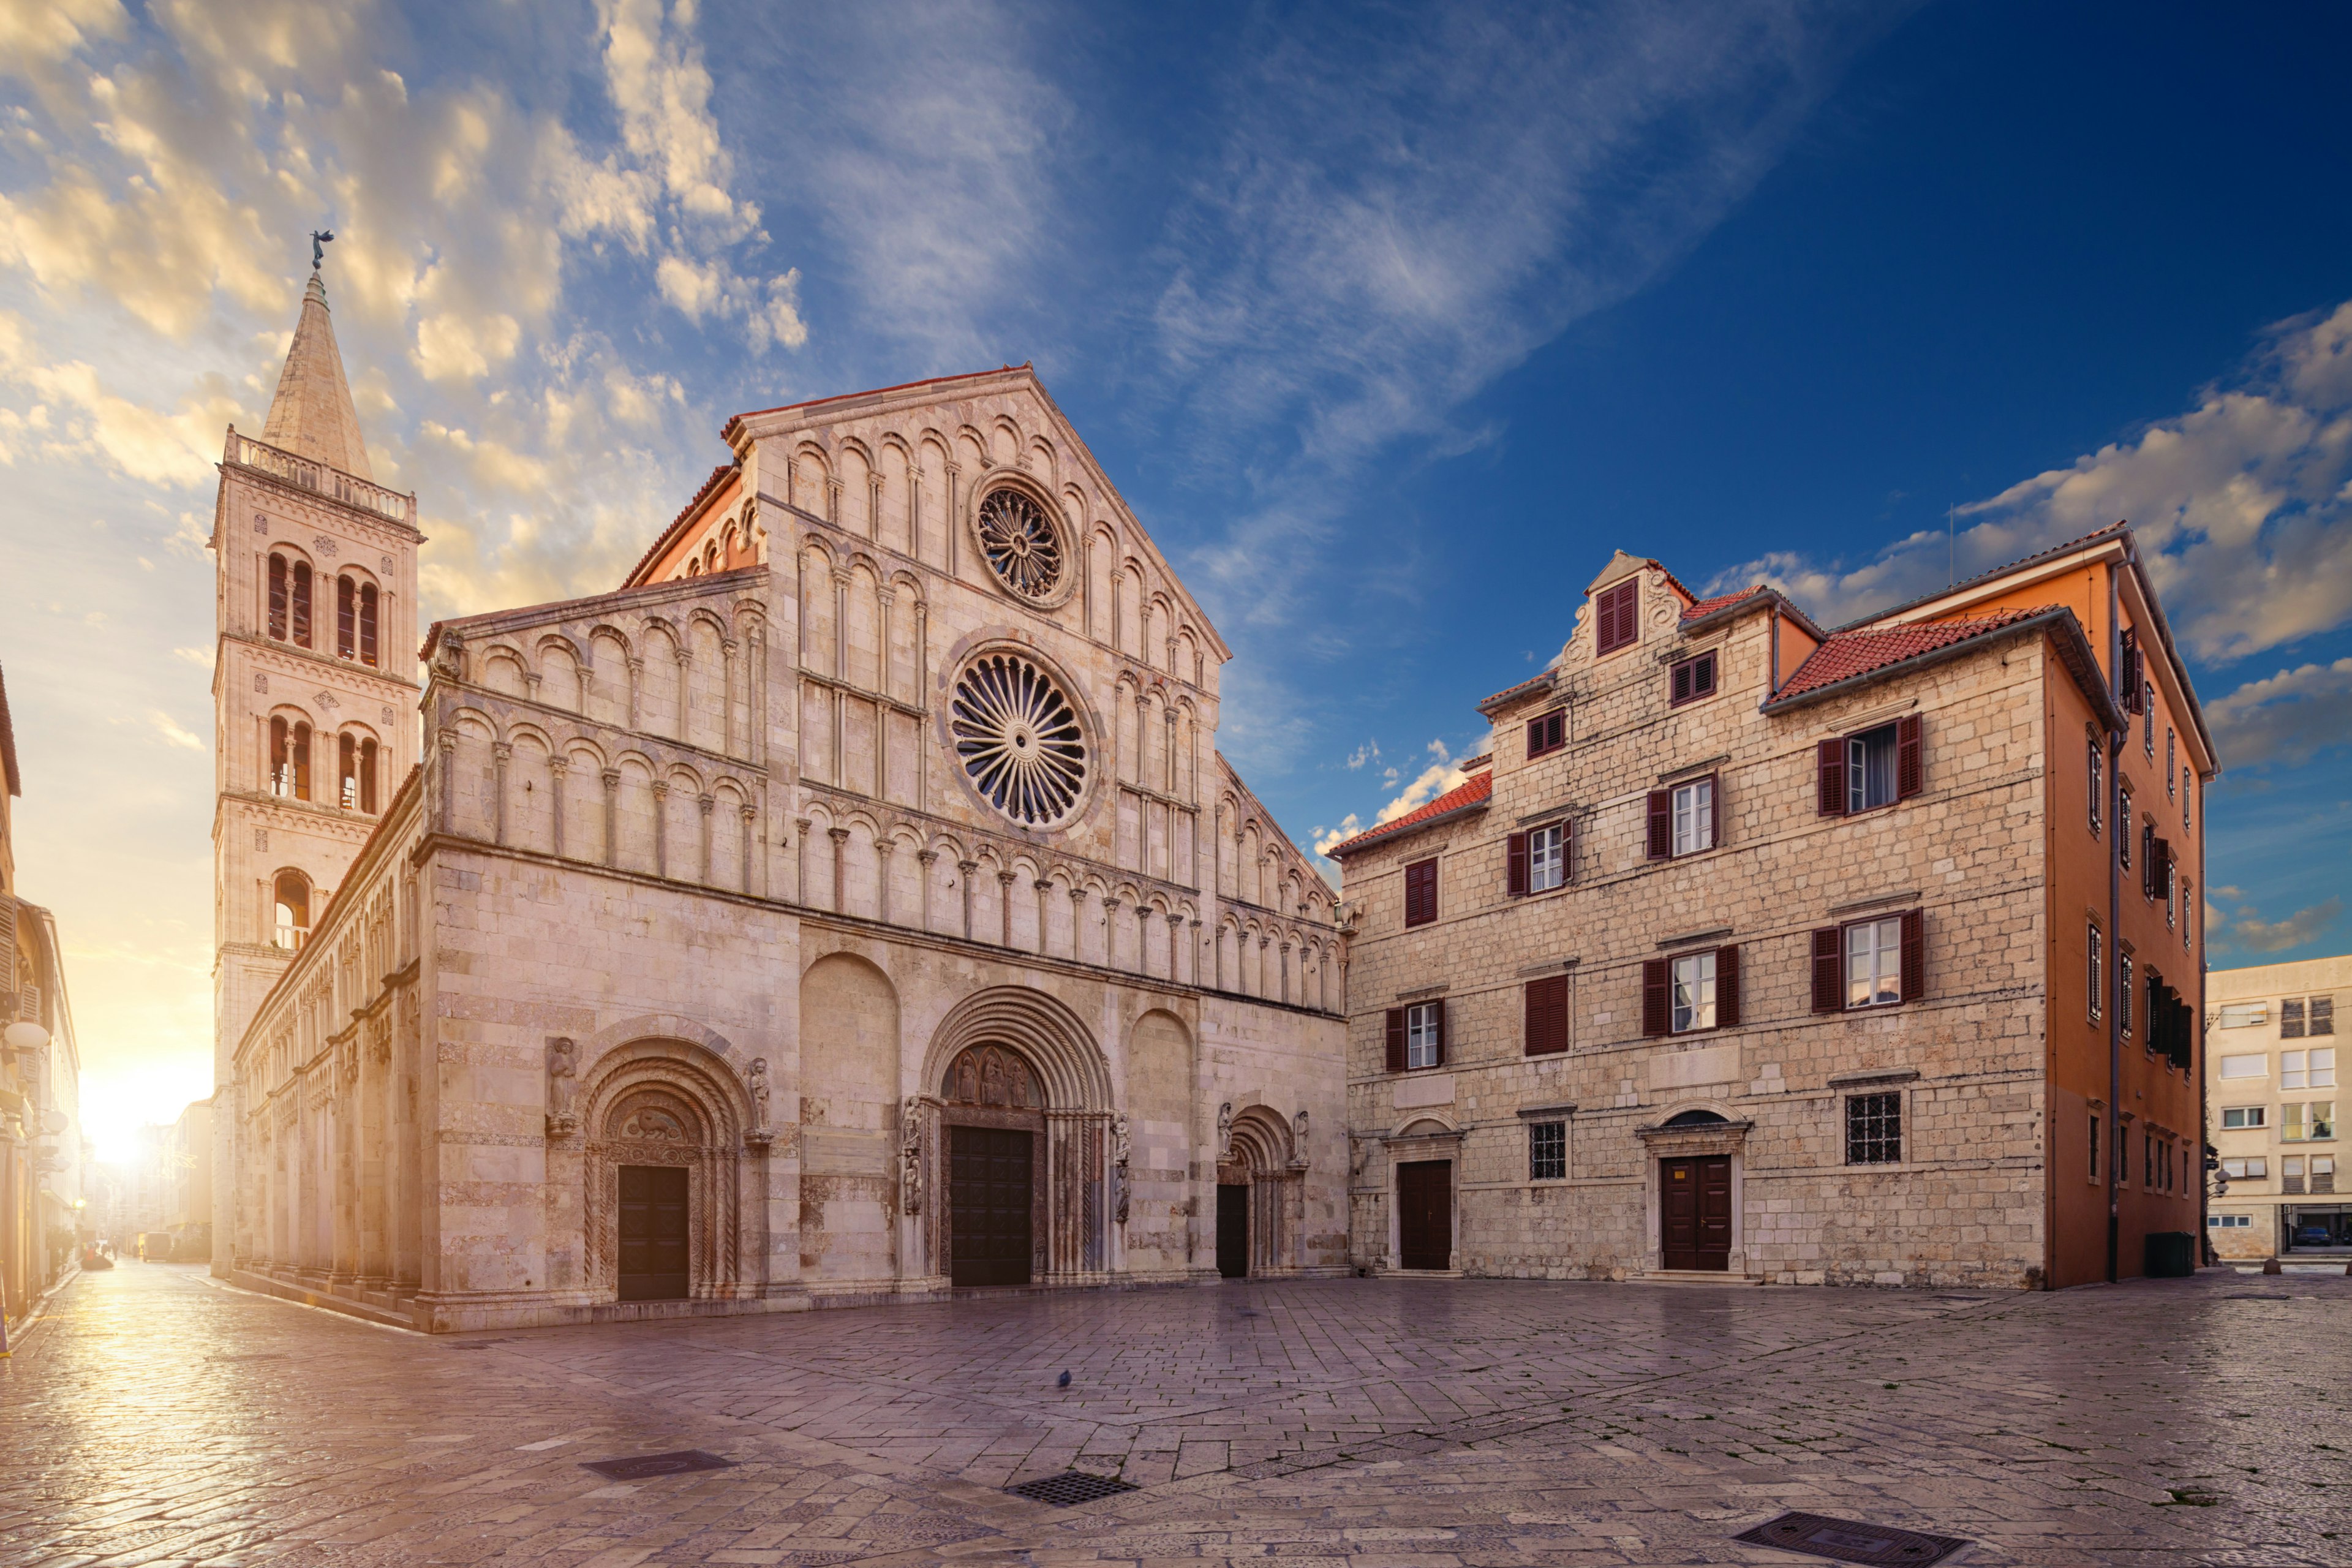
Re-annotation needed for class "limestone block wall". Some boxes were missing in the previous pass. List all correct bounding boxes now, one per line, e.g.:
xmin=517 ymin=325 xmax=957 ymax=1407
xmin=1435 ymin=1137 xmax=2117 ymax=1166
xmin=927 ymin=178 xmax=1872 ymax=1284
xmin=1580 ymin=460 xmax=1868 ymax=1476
xmin=1341 ymin=569 xmax=2057 ymax=1289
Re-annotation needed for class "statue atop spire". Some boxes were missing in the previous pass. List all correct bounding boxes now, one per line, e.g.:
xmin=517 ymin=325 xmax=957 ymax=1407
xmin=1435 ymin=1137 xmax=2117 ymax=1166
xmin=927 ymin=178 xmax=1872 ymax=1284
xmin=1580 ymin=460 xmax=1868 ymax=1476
xmin=260 ymin=229 xmax=372 ymax=481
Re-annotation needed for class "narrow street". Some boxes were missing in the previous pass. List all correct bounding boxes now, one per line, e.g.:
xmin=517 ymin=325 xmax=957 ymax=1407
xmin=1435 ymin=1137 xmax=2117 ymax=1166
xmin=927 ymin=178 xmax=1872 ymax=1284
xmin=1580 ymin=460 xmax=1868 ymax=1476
xmin=4 ymin=1264 xmax=2346 ymax=1565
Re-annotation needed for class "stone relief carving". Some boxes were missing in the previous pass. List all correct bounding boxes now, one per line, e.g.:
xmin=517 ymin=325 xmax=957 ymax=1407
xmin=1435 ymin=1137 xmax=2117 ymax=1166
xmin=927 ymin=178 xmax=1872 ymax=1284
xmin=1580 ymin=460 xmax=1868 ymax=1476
xmin=545 ymin=1036 xmax=578 ymax=1137
xmin=745 ymin=1056 xmax=772 ymax=1145
xmin=899 ymin=1096 xmax=925 ymax=1218
xmin=617 ymin=1102 xmax=687 ymax=1142
xmin=1216 ymin=1101 xmax=1234 ymax=1161
xmin=1111 ymin=1111 xmax=1131 ymax=1226
xmin=1291 ymin=1109 xmax=1310 ymax=1169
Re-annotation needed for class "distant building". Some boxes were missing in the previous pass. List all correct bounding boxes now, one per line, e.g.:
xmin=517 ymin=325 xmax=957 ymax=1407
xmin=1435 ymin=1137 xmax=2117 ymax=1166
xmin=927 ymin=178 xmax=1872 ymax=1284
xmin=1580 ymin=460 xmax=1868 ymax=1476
xmin=162 ymin=1099 xmax=214 ymax=1261
xmin=2 ymin=663 xmax=89 ymax=1328
xmin=1330 ymin=533 xmax=2214 ymax=1288
xmin=2206 ymin=954 xmax=2345 ymax=1261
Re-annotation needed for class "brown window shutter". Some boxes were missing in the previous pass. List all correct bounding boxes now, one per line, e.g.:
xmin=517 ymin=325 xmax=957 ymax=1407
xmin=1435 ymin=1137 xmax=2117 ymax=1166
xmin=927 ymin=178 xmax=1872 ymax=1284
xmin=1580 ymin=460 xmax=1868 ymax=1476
xmin=1811 ymin=927 xmax=1842 ymax=1014
xmin=1708 ymin=772 xmax=1722 ymax=848
xmin=1646 ymin=790 xmax=1672 ymax=859
xmin=1506 ymin=832 xmax=1529 ymax=896
xmin=2119 ymin=628 xmax=2139 ymax=710
xmin=1385 ymin=1008 xmax=1406 ymax=1074
xmin=1899 ymin=910 xmax=1924 ymax=1003
xmin=1817 ymin=739 xmax=1845 ymax=816
xmin=1642 ymin=958 xmax=1670 ymax=1037
xmin=1715 ymin=944 xmax=1740 ymax=1028
xmin=1525 ymin=975 xmax=1568 ymax=1057
xmin=1433 ymin=1000 xmax=1447 ymax=1067
xmin=1896 ymin=714 xmax=1923 ymax=799
xmin=1526 ymin=716 xmax=1543 ymax=756
xmin=1671 ymin=660 xmax=1692 ymax=705
xmin=1404 ymin=858 xmax=1437 ymax=927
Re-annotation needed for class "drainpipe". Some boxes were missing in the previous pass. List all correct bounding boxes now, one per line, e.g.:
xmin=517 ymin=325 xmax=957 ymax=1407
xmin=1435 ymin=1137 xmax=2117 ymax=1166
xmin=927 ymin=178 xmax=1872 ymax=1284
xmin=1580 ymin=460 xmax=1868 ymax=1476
xmin=2106 ymin=562 xmax=2124 ymax=1284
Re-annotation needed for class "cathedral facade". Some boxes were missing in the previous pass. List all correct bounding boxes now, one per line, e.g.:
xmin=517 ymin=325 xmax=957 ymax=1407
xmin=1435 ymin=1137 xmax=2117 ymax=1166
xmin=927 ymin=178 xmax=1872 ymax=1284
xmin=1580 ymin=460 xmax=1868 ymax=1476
xmin=213 ymin=276 xmax=1348 ymax=1332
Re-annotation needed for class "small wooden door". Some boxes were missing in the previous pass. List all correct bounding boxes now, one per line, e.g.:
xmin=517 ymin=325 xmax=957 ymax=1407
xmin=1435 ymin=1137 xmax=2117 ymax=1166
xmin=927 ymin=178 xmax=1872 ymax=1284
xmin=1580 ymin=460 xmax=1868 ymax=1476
xmin=617 ymin=1164 xmax=690 ymax=1300
xmin=1216 ymin=1183 xmax=1250 ymax=1278
xmin=1396 ymin=1159 xmax=1452 ymax=1270
xmin=1660 ymin=1155 xmax=1731 ymax=1271
xmin=949 ymin=1125 xmax=1033 ymax=1287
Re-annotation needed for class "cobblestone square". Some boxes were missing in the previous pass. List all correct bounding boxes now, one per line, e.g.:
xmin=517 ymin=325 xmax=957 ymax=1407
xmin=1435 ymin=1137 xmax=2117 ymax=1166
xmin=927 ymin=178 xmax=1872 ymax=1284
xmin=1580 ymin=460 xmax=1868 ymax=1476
xmin=4 ymin=1265 xmax=2348 ymax=1566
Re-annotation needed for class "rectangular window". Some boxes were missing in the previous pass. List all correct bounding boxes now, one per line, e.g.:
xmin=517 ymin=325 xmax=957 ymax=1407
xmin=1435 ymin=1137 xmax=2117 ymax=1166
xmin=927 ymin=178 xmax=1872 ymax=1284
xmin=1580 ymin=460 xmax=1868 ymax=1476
xmin=1528 ymin=823 xmax=1566 ymax=892
xmin=1669 ymin=649 xmax=1717 ymax=706
xmin=2316 ymin=1154 xmax=2337 ymax=1193
xmin=2285 ymin=1050 xmax=2309 ymax=1090
xmin=1528 ymin=1121 xmax=1566 ymax=1182
xmin=1670 ymin=951 xmax=1716 ymax=1033
xmin=1846 ymin=1091 xmax=1902 ymax=1164
xmin=2182 ymin=769 xmax=2192 ymax=829
xmin=1848 ymin=724 xmax=1899 ymax=813
xmin=2166 ymin=729 xmax=2176 ymax=792
xmin=2087 ymin=922 xmax=2103 ymax=1023
xmin=2144 ymin=684 xmax=2155 ymax=755
xmin=1672 ymin=777 xmax=1715 ymax=855
xmin=1845 ymin=917 xmax=1904 ymax=1009
xmin=1523 ymin=974 xmax=1569 ymax=1057
xmin=2117 ymin=1121 xmax=2130 ymax=1185
xmin=2182 ymin=879 xmax=2193 ymax=952
xmin=2283 ymin=1155 xmax=2307 ymax=1192
xmin=2118 ymin=788 xmax=2132 ymax=869
xmin=1405 ymin=1001 xmax=1443 ymax=1069
xmin=2087 ymin=738 xmax=2103 ymax=836
xmin=2089 ymin=1113 xmax=2101 ymax=1184
xmin=2282 ymin=1102 xmax=2337 ymax=1141
xmin=2219 ymin=1053 xmax=2267 ymax=1079
xmin=2119 ymin=627 xmax=2141 ymax=710
xmin=1595 ymin=579 xmax=1640 ymax=656
xmin=2141 ymin=824 xmax=2155 ymax=895
xmin=2316 ymin=997 xmax=2337 ymax=1036
xmin=1404 ymin=858 xmax=1438 ymax=928
xmin=2283 ymin=998 xmax=2307 ymax=1038
xmin=1526 ymin=709 xmax=1566 ymax=758
xmin=2221 ymin=1156 xmax=2267 ymax=1180
xmin=2119 ymin=952 xmax=2134 ymax=1038
xmin=2217 ymin=1004 xmax=2267 ymax=1030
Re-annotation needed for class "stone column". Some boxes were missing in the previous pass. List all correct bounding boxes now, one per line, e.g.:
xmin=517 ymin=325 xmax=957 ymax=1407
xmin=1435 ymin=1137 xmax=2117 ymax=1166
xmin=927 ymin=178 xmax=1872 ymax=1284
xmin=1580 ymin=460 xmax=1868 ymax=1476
xmin=1102 ymin=897 xmax=1121 ymax=970
xmin=959 ymin=861 xmax=978 ymax=941
xmin=1035 ymin=878 xmax=1054 ymax=955
xmin=1189 ymin=918 xmax=1203 ymax=987
xmin=721 ymin=636 xmax=739 ymax=757
xmin=601 ymin=768 xmax=620 ymax=867
xmin=795 ymin=818 xmax=813 ymax=905
xmin=739 ymin=804 xmax=757 ymax=894
xmin=1069 ymin=884 xmax=1088 ymax=963
xmin=831 ymin=827 xmax=851 ymax=913
xmin=675 ymin=649 xmax=694 ymax=745
xmin=549 ymin=757 xmax=568 ymax=859
xmin=1280 ymin=940 xmax=1292 ymax=1005
xmin=652 ymin=780 xmax=670 ymax=878
xmin=998 ymin=870 xmax=1017 ymax=946
xmin=1172 ymin=914 xmax=1188 ymax=986
xmin=918 ymin=849 xmax=938 ymax=932
xmin=697 ymin=793 xmax=715 ymax=883
xmin=436 ymin=732 xmax=456 ymax=835
xmin=491 ymin=742 xmax=511 ymax=846
xmin=625 ymin=655 xmax=644 ymax=729
xmin=878 ymin=837 xmax=898 ymax=925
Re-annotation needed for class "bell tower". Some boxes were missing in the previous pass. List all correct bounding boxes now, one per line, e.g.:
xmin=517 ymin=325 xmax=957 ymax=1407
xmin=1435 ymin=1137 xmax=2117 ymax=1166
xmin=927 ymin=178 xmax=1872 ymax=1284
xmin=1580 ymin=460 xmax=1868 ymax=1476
xmin=209 ymin=242 xmax=423 ymax=1275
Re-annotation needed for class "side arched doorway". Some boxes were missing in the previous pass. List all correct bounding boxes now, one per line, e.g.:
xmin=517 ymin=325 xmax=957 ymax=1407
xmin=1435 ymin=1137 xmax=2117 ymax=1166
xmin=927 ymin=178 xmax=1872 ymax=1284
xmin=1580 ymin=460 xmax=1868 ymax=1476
xmin=1216 ymin=1106 xmax=1301 ymax=1278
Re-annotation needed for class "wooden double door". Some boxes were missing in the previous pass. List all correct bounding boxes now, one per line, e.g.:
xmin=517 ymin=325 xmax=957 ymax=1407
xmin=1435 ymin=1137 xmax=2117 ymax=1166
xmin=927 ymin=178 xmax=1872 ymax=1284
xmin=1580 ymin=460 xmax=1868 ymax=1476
xmin=617 ymin=1164 xmax=690 ymax=1300
xmin=1660 ymin=1155 xmax=1732 ymax=1271
xmin=949 ymin=1125 xmax=1034 ymax=1287
xmin=1395 ymin=1159 xmax=1452 ymax=1271
xmin=1216 ymin=1184 xmax=1250 ymax=1278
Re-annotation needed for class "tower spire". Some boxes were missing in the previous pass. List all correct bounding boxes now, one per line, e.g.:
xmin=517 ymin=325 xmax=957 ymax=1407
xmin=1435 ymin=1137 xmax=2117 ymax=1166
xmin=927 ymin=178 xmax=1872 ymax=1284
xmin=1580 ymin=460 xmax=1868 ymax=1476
xmin=260 ymin=236 xmax=373 ymax=481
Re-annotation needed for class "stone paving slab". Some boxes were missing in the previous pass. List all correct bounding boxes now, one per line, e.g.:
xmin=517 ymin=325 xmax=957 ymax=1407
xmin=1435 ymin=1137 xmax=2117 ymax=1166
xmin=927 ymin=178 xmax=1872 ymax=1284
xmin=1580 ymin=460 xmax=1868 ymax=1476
xmin=1 ymin=1264 xmax=2348 ymax=1566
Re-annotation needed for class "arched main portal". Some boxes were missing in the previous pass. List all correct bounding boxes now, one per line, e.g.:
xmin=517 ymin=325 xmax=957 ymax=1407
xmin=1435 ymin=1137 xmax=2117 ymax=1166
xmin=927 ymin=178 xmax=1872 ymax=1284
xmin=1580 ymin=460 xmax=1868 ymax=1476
xmin=913 ymin=989 xmax=1114 ymax=1287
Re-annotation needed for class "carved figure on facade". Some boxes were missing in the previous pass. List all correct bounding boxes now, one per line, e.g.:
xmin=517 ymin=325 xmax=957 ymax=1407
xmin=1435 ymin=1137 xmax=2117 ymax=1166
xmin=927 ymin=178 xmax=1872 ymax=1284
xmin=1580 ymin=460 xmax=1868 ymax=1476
xmin=1217 ymin=1100 xmax=1233 ymax=1161
xmin=1111 ymin=1110 xmax=1131 ymax=1226
xmin=899 ymin=1096 xmax=925 ymax=1218
xmin=745 ymin=1055 xmax=773 ymax=1150
xmin=545 ymin=1035 xmax=578 ymax=1137
xmin=1291 ymin=1108 xmax=1310 ymax=1170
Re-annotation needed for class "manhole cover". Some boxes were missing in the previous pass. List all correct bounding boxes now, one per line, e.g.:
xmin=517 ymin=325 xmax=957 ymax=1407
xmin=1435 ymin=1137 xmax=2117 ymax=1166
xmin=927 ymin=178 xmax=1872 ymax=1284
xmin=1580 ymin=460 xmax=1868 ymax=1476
xmin=1732 ymin=1511 xmax=1969 ymax=1566
xmin=581 ymin=1450 xmax=736 ymax=1480
xmin=1005 ymin=1471 xmax=1139 ymax=1507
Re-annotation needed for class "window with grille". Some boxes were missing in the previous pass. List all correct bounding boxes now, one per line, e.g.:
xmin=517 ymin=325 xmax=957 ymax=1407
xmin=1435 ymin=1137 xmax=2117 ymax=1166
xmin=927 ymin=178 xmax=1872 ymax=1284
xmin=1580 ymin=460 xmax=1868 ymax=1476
xmin=1846 ymin=1092 xmax=1901 ymax=1164
xmin=2119 ymin=952 xmax=2133 ymax=1038
xmin=2089 ymin=1112 xmax=2101 ymax=1184
xmin=2086 ymin=922 xmax=2103 ymax=1022
xmin=2087 ymin=734 xmax=2102 ymax=836
xmin=1528 ymin=1121 xmax=1566 ymax=1181
xmin=2119 ymin=788 xmax=2132 ymax=869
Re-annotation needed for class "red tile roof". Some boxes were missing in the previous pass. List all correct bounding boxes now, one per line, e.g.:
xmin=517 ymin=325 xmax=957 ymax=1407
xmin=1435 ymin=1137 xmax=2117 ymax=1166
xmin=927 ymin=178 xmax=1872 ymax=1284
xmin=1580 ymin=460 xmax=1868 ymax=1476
xmin=1831 ymin=522 xmax=2128 ymax=632
xmin=1325 ymin=769 xmax=1493 ymax=858
xmin=624 ymin=462 xmax=740 ymax=587
xmin=1772 ymin=607 xmax=2050 ymax=702
xmin=1683 ymin=584 xmax=1766 ymax=619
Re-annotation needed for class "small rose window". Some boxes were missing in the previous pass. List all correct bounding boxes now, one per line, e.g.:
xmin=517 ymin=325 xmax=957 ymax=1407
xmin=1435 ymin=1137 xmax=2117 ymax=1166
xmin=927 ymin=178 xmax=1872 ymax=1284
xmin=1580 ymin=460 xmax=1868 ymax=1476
xmin=976 ymin=488 xmax=1065 ymax=601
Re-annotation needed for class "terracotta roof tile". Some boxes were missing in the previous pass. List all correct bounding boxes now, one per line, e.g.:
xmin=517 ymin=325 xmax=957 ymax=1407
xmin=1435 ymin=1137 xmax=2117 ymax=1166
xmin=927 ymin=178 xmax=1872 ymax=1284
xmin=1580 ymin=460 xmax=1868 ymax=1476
xmin=1325 ymin=770 xmax=1492 ymax=858
xmin=1773 ymin=608 xmax=2049 ymax=701
xmin=1831 ymin=522 xmax=2128 ymax=632
xmin=624 ymin=462 xmax=740 ymax=587
xmin=1683 ymin=584 xmax=1766 ymax=619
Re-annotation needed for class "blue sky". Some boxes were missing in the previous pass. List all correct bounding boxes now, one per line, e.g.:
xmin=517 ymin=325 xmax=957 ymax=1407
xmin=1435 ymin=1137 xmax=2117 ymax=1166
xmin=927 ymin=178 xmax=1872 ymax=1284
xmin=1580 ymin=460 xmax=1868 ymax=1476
xmin=3 ymin=0 xmax=2348 ymax=1146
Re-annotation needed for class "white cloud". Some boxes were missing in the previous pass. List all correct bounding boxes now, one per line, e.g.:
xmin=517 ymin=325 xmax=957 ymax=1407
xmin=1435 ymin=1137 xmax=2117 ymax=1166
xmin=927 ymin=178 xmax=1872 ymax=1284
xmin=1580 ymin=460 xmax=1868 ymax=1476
xmin=1717 ymin=300 xmax=2352 ymax=664
xmin=148 ymin=709 xmax=203 ymax=750
xmin=412 ymin=311 xmax=521 ymax=383
xmin=2222 ymin=896 xmax=2343 ymax=956
xmin=170 ymin=646 xmax=213 ymax=666
xmin=2208 ymin=657 xmax=2352 ymax=769
xmin=1313 ymin=739 xmax=1472 ymax=856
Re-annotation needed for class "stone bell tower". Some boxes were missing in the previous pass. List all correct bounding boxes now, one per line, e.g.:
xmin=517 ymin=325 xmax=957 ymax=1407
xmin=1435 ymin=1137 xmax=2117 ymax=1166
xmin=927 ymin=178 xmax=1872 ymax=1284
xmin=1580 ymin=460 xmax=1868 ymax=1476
xmin=209 ymin=241 xmax=423 ymax=1275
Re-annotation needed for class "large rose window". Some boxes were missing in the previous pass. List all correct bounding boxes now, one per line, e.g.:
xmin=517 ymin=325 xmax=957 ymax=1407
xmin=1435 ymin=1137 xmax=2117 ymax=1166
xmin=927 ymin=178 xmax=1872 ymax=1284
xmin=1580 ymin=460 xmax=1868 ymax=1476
xmin=976 ymin=488 xmax=1065 ymax=601
xmin=949 ymin=652 xmax=1087 ymax=827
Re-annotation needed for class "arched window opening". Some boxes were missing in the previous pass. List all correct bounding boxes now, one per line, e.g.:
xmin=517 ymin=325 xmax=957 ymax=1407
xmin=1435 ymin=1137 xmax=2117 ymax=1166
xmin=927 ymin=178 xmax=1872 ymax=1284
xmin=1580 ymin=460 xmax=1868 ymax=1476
xmin=359 ymin=737 xmax=379 ymax=813
xmin=359 ymin=582 xmax=379 ymax=667
xmin=270 ymin=717 xmax=312 ymax=800
xmin=273 ymin=871 xmax=311 ymax=951
xmin=267 ymin=553 xmax=289 ymax=641
xmin=337 ymin=575 xmax=356 ymax=659
xmin=290 ymin=560 xmax=313 ymax=649
xmin=339 ymin=733 xmax=359 ymax=809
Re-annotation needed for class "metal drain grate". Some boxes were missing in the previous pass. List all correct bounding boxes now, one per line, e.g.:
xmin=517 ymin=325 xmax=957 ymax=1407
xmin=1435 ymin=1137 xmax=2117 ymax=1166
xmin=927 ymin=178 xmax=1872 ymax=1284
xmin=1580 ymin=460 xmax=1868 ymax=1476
xmin=1732 ymin=1512 xmax=1969 ymax=1567
xmin=1005 ymin=1471 xmax=1138 ymax=1507
xmin=581 ymin=1450 xmax=736 ymax=1480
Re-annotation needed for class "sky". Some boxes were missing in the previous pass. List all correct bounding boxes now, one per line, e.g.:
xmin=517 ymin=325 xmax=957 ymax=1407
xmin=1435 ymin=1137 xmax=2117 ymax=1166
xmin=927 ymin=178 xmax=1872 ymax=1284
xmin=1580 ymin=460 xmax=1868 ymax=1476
xmin=3 ymin=0 xmax=2349 ymax=1160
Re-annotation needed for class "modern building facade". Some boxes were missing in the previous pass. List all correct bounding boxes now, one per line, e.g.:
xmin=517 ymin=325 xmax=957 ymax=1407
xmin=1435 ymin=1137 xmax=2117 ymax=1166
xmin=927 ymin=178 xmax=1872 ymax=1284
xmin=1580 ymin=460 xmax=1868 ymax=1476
xmin=217 ymin=268 xmax=1348 ymax=1333
xmin=2206 ymin=954 xmax=2345 ymax=1261
xmin=1331 ymin=532 xmax=2213 ymax=1289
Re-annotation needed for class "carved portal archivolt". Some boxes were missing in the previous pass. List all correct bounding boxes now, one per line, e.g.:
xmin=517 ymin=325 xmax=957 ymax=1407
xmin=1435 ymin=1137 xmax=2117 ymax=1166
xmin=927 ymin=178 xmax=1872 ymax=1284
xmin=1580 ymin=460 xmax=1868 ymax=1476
xmin=576 ymin=1044 xmax=754 ymax=1302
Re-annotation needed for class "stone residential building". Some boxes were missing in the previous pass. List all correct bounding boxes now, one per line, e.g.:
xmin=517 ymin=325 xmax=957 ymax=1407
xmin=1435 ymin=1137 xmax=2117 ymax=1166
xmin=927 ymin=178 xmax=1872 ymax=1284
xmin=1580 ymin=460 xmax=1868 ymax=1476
xmin=2206 ymin=953 xmax=2345 ymax=1261
xmin=215 ymin=262 xmax=1346 ymax=1333
xmin=1330 ymin=530 xmax=2212 ymax=1288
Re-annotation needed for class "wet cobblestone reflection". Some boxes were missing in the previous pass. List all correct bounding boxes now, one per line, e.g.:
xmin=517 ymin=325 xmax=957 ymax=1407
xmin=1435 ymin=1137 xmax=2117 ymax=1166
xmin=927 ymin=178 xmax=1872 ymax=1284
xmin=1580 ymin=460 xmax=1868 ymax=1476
xmin=2 ymin=1262 xmax=2346 ymax=1565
